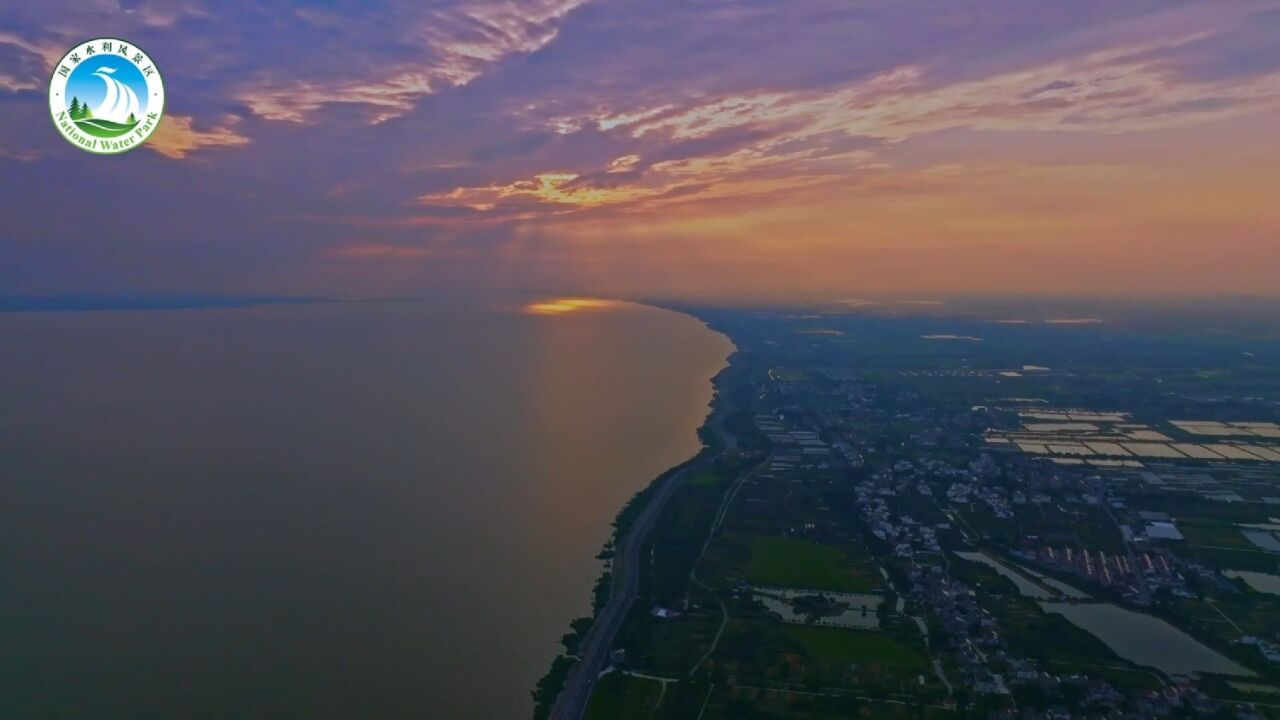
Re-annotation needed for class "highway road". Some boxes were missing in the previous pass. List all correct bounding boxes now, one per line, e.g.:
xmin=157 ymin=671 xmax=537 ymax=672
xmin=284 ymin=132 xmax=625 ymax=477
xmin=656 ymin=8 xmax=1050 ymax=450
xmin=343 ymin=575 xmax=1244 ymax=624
xmin=548 ymin=406 xmax=736 ymax=720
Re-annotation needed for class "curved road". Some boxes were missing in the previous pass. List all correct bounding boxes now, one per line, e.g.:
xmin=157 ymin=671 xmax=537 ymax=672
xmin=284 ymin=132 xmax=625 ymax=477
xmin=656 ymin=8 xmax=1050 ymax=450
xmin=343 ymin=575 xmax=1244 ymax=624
xmin=548 ymin=405 xmax=736 ymax=720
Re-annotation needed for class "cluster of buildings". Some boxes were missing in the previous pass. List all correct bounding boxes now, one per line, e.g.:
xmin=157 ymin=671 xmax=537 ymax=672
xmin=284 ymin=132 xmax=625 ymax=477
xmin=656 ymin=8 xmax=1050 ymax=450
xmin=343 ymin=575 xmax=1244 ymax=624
xmin=904 ymin=563 xmax=1012 ymax=695
xmin=1237 ymin=635 xmax=1280 ymax=663
xmin=1015 ymin=545 xmax=1186 ymax=598
xmin=756 ymin=414 xmax=835 ymax=471
xmin=946 ymin=479 xmax=1014 ymax=519
xmin=1008 ymin=680 xmax=1256 ymax=720
xmin=757 ymin=362 xmax=1277 ymax=718
xmin=856 ymin=481 xmax=944 ymax=555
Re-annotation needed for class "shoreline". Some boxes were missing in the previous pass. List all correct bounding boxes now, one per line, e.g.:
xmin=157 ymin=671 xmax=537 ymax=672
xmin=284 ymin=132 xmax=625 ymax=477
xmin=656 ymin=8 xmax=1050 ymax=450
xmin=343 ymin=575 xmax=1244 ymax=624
xmin=533 ymin=306 xmax=738 ymax=720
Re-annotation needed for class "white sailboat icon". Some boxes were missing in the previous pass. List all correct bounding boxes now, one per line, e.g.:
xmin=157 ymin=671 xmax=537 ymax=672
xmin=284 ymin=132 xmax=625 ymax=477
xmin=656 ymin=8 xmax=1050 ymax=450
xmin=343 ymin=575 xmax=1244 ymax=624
xmin=90 ymin=66 xmax=144 ymax=124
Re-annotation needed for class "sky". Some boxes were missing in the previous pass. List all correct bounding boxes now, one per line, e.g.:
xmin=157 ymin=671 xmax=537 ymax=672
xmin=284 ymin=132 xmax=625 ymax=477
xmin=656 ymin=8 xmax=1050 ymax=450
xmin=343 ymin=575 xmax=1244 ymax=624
xmin=2 ymin=1 xmax=1279 ymax=303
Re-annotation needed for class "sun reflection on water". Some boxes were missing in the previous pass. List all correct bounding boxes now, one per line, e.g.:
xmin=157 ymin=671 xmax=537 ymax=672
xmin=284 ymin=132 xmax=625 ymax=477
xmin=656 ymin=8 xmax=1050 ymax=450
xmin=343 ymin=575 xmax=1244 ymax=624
xmin=522 ymin=297 xmax=620 ymax=315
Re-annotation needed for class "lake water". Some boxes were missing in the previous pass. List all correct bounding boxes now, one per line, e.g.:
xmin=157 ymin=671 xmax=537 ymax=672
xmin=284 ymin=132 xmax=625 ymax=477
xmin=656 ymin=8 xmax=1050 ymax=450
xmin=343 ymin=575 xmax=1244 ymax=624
xmin=1040 ymin=602 xmax=1254 ymax=677
xmin=953 ymin=551 xmax=1092 ymax=600
xmin=1225 ymin=570 xmax=1280 ymax=596
xmin=952 ymin=552 xmax=1250 ymax=677
xmin=752 ymin=588 xmax=883 ymax=629
xmin=1012 ymin=562 xmax=1092 ymax=599
xmin=954 ymin=551 xmax=1052 ymax=599
xmin=0 ymin=299 xmax=732 ymax=719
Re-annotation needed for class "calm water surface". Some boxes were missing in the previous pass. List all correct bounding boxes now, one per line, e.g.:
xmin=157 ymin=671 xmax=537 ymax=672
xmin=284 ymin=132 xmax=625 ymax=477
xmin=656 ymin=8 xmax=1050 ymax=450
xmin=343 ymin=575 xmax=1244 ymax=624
xmin=0 ymin=300 xmax=731 ymax=719
xmin=1225 ymin=570 xmax=1280 ymax=596
xmin=954 ymin=551 xmax=1053 ymax=599
xmin=1040 ymin=602 xmax=1253 ymax=677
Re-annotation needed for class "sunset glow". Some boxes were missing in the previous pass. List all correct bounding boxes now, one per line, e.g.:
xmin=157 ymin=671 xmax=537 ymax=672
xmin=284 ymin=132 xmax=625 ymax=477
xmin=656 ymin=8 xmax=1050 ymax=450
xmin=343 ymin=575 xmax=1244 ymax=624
xmin=6 ymin=5 xmax=1280 ymax=719
xmin=523 ymin=298 xmax=620 ymax=315
xmin=3 ymin=2 xmax=1279 ymax=300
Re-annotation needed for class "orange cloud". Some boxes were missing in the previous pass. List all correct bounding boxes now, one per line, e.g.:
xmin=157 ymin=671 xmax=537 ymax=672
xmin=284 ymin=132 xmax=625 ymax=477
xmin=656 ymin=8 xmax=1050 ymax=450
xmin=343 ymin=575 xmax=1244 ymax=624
xmin=0 ymin=71 xmax=38 ymax=92
xmin=147 ymin=115 xmax=250 ymax=159
xmin=403 ymin=21 xmax=1280 ymax=269
xmin=0 ymin=31 xmax=65 ymax=69
xmin=419 ymin=171 xmax=663 ymax=212
xmin=496 ymin=129 xmax=1280 ymax=302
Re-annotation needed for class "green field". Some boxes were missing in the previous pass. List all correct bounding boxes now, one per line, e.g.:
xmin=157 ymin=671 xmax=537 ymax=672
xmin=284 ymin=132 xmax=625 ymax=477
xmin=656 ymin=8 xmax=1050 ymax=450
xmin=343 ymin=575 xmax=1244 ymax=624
xmin=1180 ymin=520 xmax=1256 ymax=550
xmin=747 ymin=536 xmax=876 ymax=592
xmin=785 ymin=626 xmax=926 ymax=669
xmin=585 ymin=673 xmax=663 ymax=719
xmin=687 ymin=470 xmax=725 ymax=487
xmin=770 ymin=367 xmax=810 ymax=382
xmin=74 ymin=118 xmax=138 ymax=138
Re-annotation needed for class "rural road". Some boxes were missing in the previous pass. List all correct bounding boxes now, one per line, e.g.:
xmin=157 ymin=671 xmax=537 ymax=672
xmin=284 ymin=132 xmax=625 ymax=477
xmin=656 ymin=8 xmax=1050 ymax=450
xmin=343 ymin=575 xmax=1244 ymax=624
xmin=548 ymin=404 xmax=737 ymax=720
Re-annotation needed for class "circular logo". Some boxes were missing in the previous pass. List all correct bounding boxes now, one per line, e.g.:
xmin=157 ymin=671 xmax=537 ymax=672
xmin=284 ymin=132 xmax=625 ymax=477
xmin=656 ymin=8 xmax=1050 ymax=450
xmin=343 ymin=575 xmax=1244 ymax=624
xmin=48 ymin=38 xmax=165 ymax=154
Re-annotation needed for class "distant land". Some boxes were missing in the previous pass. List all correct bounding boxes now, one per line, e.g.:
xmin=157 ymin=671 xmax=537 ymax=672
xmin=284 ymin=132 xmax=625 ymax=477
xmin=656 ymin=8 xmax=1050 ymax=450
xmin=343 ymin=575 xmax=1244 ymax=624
xmin=0 ymin=295 xmax=326 ymax=312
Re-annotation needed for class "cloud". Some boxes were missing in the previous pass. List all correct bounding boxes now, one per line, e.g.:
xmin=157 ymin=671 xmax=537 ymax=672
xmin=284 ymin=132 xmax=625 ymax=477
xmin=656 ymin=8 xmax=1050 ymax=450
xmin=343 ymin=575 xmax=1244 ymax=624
xmin=409 ymin=24 xmax=1280 ymax=224
xmin=0 ymin=31 xmax=63 ymax=90
xmin=239 ymin=0 xmax=592 ymax=123
xmin=147 ymin=114 xmax=250 ymax=159
xmin=611 ymin=37 xmax=1280 ymax=144
xmin=0 ymin=147 xmax=40 ymax=162
xmin=0 ymin=73 xmax=38 ymax=92
xmin=419 ymin=171 xmax=662 ymax=214
xmin=0 ymin=30 xmax=64 ymax=68
xmin=4 ymin=0 xmax=1280 ymax=300
xmin=606 ymin=154 xmax=639 ymax=173
xmin=119 ymin=0 xmax=209 ymax=28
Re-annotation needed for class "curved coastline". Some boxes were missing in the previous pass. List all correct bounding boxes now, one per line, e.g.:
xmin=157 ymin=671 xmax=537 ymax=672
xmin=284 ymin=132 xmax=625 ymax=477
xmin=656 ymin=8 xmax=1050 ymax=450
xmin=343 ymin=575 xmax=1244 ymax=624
xmin=533 ymin=304 xmax=736 ymax=720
